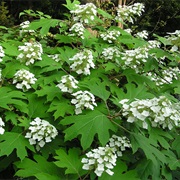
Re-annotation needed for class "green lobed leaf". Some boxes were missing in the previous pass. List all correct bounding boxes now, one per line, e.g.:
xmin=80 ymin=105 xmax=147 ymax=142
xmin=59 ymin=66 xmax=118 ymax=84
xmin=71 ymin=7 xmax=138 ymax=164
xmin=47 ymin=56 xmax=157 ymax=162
xmin=80 ymin=79 xmax=110 ymax=102
xmin=35 ymin=85 xmax=62 ymax=102
xmin=0 ymin=132 xmax=34 ymax=161
xmin=61 ymin=110 xmax=117 ymax=150
xmin=135 ymin=159 xmax=161 ymax=180
xmin=54 ymin=148 xmax=85 ymax=176
xmin=149 ymin=128 xmax=173 ymax=150
xmin=0 ymin=87 xmax=27 ymax=111
xmin=131 ymin=133 xmax=167 ymax=165
xmin=48 ymin=99 xmax=74 ymax=119
xmin=15 ymin=155 xmax=62 ymax=178
xmin=29 ymin=18 xmax=60 ymax=35
xmin=27 ymin=94 xmax=50 ymax=118
xmin=172 ymin=135 xmax=180 ymax=158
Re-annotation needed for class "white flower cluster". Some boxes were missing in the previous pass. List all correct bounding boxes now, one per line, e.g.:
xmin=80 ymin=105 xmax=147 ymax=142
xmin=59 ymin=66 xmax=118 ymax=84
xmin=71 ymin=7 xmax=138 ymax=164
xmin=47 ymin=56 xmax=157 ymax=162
xmin=17 ymin=41 xmax=43 ymax=66
xmin=56 ymin=75 xmax=78 ymax=93
xmin=71 ymin=90 xmax=97 ymax=114
xmin=19 ymin=21 xmax=35 ymax=34
xmin=69 ymin=49 xmax=95 ymax=75
xmin=70 ymin=3 xmax=97 ymax=24
xmin=146 ymin=40 xmax=161 ymax=49
xmin=116 ymin=3 xmax=145 ymax=24
xmin=69 ymin=22 xmax=85 ymax=39
xmin=101 ymin=47 xmax=121 ymax=62
xmin=48 ymin=54 xmax=61 ymax=62
xmin=108 ymin=135 xmax=131 ymax=157
xmin=121 ymin=47 xmax=149 ymax=72
xmin=119 ymin=96 xmax=180 ymax=130
xmin=82 ymin=135 xmax=131 ymax=177
xmin=135 ymin=30 xmax=148 ymax=39
xmin=166 ymin=30 xmax=180 ymax=52
xmin=0 ymin=45 xmax=5 ymax=62
xmin=13 ymin=69 xmax=37 ymax=91
xmin=0 ymin=117 xmax=5 ymax=135
xmin=146 ymin=67 xmax=180 ymax=86
xmin=100 ymin=30 xmax=121 ymax=43
xmin=25 ymin=117 xmax=58 ymax=151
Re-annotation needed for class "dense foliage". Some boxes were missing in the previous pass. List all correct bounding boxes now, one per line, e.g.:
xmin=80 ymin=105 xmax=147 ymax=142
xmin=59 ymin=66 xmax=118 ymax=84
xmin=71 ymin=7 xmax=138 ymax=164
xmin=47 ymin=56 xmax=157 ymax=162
xmin=0 ymin=0 xmax=180 ymax=179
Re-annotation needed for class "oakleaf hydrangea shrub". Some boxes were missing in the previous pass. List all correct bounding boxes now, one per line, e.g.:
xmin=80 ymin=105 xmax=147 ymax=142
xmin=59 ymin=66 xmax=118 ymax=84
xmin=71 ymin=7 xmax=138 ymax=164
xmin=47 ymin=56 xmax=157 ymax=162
xmin=0 ymin=0 xmax=180 ymax=179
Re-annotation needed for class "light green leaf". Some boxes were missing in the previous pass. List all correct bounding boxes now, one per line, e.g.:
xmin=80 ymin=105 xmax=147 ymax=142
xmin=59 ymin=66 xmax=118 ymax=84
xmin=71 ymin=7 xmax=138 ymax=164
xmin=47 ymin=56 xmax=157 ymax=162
xmin=64 ymin=0 xmax=80 ymax=10
xmin=15 ymin=155 xmax=62 ymax=178
xmin=0 ymin=132 xmax=34 ymax=161
xmin=29 ymin=19 xmax=60 ymax=35
xmin=54 ymin=148 xmax=85 ymax=176
xmin=61 ymin=110 xmax=116 ymax=150
xmin=99 ymin=160 xmax=139 ymax=180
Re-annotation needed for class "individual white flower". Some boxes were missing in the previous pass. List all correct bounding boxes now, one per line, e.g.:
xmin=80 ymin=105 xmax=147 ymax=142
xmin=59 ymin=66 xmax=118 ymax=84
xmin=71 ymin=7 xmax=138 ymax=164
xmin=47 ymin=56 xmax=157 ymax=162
xmin=69 ymin=22 xmax=85 ymax=39
xmin=101 ymin=47 xmax=121 ymax=62
xmin=100 ymin=30 xmax=121 ymax=43
xmin=56 ymin=75 xmax=78 ymax=93
xmin=70 ymin=3 xmax=97 ymax=24
xmin=69 ymin=49 xmax=95 ymax=75
xmin=82 ymin=146 xmax=117 ymax=177
xmin=116 ymin=3 xmax=145 ymax=24
xmin=17 ymin=41 xmax=43 ymax=66
xmin=0 ymin=45 xmax=5 ymax=62
xmin=71 ymin=90 xmax=97 ymax=114
xmin=25 ymin=117 xmax=58 ymax=151
xmin=13 ymin=69 xmax=37 ymax=91
xmin=120 ymin=96 xmax=180 ymax=130
xmin=48 ymin=54 xmax=61 ymax=62
xmin=135 ymin=30 xmax=148 ymax=39
xmin=0 ymin=117 xmax=5 ymax=135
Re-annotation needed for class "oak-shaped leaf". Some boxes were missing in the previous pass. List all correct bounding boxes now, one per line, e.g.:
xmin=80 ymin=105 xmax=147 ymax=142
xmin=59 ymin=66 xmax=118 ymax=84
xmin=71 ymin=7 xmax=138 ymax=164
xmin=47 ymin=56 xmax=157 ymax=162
xmin=0 ymin=87 xmax=27 ymax=112
xmin=61 ymin=110 xmax=116 ymax=150
xmin=15 ymin=155 xmax=63 ymax=179
xmin=54 ymin=148 xmax=85 ymax=177
xmin=0 ymin=132 xmax=34 ymax=161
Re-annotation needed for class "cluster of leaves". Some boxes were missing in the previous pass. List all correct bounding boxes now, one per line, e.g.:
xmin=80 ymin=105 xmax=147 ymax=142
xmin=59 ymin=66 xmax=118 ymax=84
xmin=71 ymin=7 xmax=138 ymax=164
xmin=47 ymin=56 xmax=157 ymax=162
xmin=0 ymin=0 xmax=180 ymax=179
